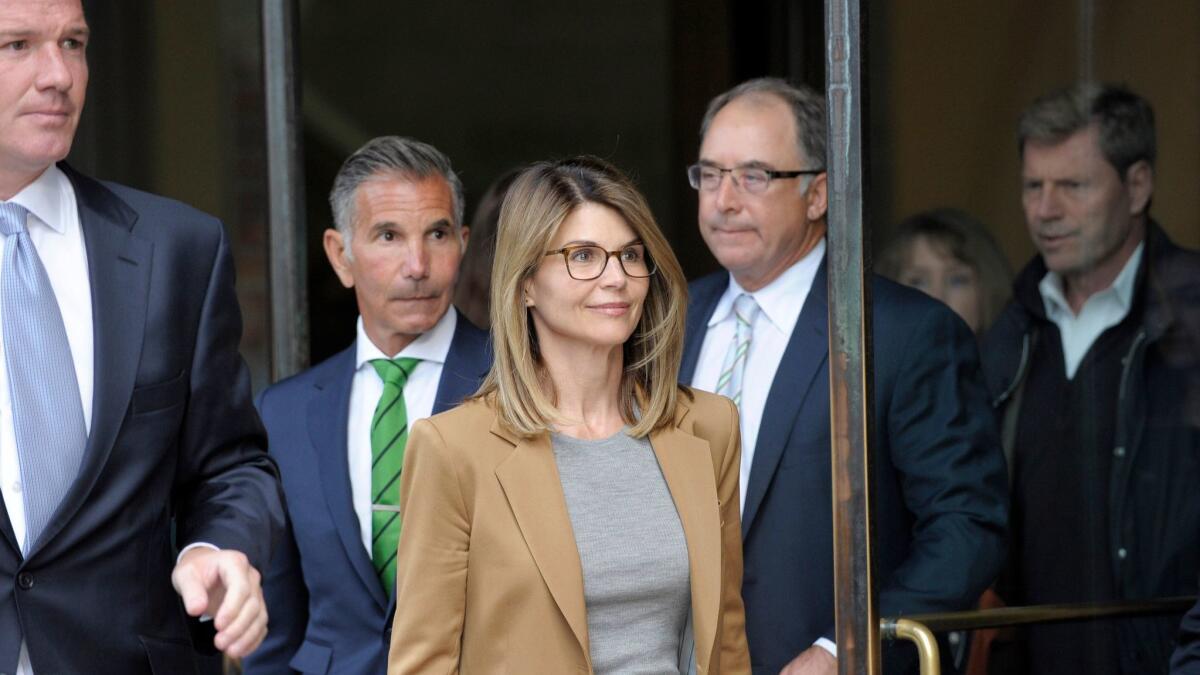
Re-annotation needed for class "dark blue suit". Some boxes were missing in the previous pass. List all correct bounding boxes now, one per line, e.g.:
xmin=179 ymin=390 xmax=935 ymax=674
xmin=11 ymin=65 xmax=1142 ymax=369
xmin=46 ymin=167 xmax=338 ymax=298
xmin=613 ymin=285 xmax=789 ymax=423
xmin=681 ymin=262 xmax=1007 ymax=674
xmin=1173 ymin=594 xmax=1200 ymax=673
xmin=244 ymin=318 xmax=490 ymax=674
xmin=0 ymin=165 xmax=285 ymax=675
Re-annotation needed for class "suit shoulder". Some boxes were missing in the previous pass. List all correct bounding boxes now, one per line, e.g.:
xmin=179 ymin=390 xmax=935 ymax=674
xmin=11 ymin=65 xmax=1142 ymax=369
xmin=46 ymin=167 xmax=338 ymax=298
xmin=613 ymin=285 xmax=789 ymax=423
xmin=872 ymin=274 xmax=943 ymax=314
xmin=421 ymin=397 xmax=496 ymax=441
xmin=102 ymin=181 xmax=224 ymax=232
xmin=62 ymin=166 xmax=225 ymax=250
xmin=679 ymin=387 xmax=737 ymax=444
xmin=872 ymin=274 xmax=971 ymax=333
xmin=258 ymin=346 xmax=354 ymax=413
xmin=454 ymin=312 xmax=488 ymax=339
xmin=408 ymin=398 xmax=508 ymax=474
xmin=450 ymin=314 xmax=491 ymax=356
xmin=688 ymin=270 xmax=729 ymax=298
xmin=682 ymin=387 xmax=734 ymax=416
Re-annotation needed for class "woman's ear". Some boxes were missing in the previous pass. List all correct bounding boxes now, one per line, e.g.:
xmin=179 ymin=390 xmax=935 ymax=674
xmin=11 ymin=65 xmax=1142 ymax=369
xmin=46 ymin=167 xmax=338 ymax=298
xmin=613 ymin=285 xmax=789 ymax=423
xmin=523 ymin=278 xmax=535 ymax=307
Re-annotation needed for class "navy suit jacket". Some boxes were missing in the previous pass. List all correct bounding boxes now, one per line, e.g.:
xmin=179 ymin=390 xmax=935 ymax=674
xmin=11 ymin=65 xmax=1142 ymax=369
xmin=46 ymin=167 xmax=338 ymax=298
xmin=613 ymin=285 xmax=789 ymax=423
xmin=681 ymin=262 xmax=1007 ymax=674
xmin=245 ymin=317 xmax=490 ymax=675
xmin=1173 ymin=594 xmax=1200 ymax=673
xmin=0 ymin=164 xmax=285 ymax=675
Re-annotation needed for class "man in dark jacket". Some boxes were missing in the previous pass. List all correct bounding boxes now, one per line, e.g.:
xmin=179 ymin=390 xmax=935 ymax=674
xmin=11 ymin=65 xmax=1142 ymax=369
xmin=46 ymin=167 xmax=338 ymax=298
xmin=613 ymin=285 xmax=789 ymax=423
xmin=1174 ymin=593 xmax=1200 ymax=673
xmin=982 ymin=82 xmax=1200 ymax=674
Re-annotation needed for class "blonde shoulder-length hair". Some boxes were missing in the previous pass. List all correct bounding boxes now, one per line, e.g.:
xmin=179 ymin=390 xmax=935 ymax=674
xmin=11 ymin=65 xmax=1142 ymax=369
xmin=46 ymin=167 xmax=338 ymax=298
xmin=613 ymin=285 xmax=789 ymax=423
xmin=474 ymin=156 xmax=690 ymax=439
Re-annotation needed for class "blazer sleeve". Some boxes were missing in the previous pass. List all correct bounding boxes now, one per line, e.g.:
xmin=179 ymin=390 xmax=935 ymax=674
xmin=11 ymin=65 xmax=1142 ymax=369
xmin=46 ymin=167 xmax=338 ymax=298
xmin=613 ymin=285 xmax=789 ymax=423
xmin=716 ymin=396 xmax=752 ymax=674
xmin=389 ymin=418 xmax=470 ymax=675
xmin=241 ymin=519 xmax=308 ymax=674
xmin=241 ymin=389 xmax=308 ymax=675
xmin=879 ymin=302 xmax=1008 ymax=617
xmin=172 ymin=224 xmax=285 ymax=571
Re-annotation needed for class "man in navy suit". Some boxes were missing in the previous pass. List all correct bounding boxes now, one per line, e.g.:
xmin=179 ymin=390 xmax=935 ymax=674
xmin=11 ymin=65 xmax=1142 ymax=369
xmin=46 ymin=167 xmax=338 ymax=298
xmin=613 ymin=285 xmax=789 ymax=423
xmin=1174 ymin=594 xmax=1200 ymax=673
xmin=244 ymin=136 xmax=490 ymax=674
xmin=0 ymin=2 xmax=285 ymax=673
xmin=680 ymin=77 xmax=1008 ymax=674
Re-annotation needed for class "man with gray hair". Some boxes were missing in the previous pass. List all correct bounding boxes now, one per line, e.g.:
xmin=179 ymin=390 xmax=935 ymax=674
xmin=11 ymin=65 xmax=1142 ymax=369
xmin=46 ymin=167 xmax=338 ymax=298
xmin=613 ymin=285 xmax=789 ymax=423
xmin=982 ymin=84 xmax=1200 ymax=674
xmin=244 ymin=136 xmax=490 ymax=674
xmin=679 ymin=77 xmax=1007 ymax=674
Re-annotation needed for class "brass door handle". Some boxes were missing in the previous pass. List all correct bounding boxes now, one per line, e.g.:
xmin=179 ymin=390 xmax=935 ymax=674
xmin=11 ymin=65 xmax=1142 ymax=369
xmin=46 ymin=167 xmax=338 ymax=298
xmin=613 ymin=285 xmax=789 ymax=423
xmin=880 ymin=618 xmax=940 ymax=675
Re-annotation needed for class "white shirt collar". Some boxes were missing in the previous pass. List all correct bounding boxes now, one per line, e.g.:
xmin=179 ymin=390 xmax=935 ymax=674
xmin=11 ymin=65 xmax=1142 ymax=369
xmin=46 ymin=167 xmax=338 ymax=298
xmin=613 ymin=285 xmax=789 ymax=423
xmin=708 ymin=237 xmax=826 ymax=336
xmin=7 ymin=165 xmax=70 ymax=234
xmin=1039 ymin=241 xmax=1144 ymax=319
xmin=354 ymin=305 xmax=458 ymax=371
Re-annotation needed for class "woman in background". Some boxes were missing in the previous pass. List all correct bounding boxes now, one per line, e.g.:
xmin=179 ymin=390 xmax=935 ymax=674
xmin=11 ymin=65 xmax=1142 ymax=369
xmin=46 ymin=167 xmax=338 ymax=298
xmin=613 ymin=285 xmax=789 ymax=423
xmin=877 ymin=207 xmax=1013 ymax=336
xmin=880 ymin=207 xmax=1013 ymax=674
xmin=388 ymin=156 xmax=750 ymax=674
xmin=453 ymin=168 xmax=520 ymax=328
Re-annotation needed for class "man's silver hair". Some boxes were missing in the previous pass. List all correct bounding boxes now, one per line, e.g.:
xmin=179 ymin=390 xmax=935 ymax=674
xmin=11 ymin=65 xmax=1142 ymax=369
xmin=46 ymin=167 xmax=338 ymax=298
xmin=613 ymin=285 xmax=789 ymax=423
xmin=328 ymin=136 xmax=465 ymax=249
xmin=1017 ymin=82 xmax=1156 ymax=178
xmin=699 ymin=77 xmax=827 ymax=171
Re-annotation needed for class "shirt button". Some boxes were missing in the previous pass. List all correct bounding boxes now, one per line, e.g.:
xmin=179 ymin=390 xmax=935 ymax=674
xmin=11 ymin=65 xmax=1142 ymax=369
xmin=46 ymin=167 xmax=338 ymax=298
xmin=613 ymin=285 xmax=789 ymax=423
xmin=11 ymin=481 xmax=20 ymax=493
xmin=1117 ymin=547 xmax=1128 ymax=560
xmin=17 ymin=572 xmax=33 ymax=590
xmin=1113 ymin=446 xmax=1126 ymax=458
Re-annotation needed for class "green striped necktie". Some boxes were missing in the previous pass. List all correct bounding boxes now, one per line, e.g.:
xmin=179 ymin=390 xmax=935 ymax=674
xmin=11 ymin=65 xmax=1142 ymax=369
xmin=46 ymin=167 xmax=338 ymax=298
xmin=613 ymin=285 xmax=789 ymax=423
xmin=370 ymin=356 xmax=421 ymax=597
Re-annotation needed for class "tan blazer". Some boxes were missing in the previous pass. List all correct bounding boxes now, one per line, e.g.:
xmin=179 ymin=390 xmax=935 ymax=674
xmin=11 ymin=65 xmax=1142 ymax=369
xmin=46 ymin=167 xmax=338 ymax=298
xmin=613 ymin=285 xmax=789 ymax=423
xmin=387 ymin=388 xmax=750 ymax=674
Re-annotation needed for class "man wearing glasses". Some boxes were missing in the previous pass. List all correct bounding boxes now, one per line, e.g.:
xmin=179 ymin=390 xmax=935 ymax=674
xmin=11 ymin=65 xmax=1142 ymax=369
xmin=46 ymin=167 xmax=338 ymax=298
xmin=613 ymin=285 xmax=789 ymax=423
xmin=679 ymin=78 xmax=1008 ymax=675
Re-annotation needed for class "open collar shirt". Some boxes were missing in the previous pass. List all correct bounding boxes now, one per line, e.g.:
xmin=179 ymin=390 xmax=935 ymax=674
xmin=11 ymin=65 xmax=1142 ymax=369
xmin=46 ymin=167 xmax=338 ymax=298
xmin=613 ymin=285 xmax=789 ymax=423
xmin=1039 ymin=242 xmax=1143 ymax=379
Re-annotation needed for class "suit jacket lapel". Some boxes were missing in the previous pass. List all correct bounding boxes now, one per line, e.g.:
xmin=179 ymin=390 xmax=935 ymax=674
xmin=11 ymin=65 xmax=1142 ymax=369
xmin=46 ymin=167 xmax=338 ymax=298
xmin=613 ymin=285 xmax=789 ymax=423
xmin=488 ymin=402 xmax=725 ymax=672
xmin=432 ymin=316 xmax=489 ymax=414
xmin=308 ymin=347 xmax=389 ymax=611
xmin=387 ymin=319 xmax=490 ymax=616
xmin=492 ymin=422 xmax=591 ymax=666
xmin=652 ymin=404 xmax=722 ymax=675
xmin=27 ymin=166 xmax=150 ymax=557
xmin=741 ymin=261 xmax=829 ymax=536
xmin=680 ymin=275 xmax=727 ymax=385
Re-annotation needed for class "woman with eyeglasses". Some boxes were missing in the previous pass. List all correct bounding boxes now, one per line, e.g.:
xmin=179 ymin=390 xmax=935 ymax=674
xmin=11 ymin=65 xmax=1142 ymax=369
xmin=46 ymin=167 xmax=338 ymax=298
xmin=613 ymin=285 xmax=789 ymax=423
xmin=387 ymin=156 xmax=750 ymax=674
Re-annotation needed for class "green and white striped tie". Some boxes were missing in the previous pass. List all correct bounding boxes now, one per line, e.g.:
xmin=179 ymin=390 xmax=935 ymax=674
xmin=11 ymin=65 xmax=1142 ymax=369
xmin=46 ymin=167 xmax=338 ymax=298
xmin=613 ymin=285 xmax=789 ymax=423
xmin=715 ymin=294 xmax=759 ymax=407
xmin=369 ymin=357 xmax=421 ymax=597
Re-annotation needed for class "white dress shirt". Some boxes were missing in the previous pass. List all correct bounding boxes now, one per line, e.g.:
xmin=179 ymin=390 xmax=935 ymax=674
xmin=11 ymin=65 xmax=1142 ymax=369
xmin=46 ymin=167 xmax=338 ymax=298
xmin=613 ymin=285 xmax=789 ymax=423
xmin=1039 ymin=242 xmax=1143 ymax=379
xmin=689 ymin=239 xmax=834 ymax=657
xmin=347 ymin=307 xmax=457 ymax=554
xmin=690 ymin=238 xmax=825 ymax=511
xmin=0 ymin=166 xmax=94 ymax=675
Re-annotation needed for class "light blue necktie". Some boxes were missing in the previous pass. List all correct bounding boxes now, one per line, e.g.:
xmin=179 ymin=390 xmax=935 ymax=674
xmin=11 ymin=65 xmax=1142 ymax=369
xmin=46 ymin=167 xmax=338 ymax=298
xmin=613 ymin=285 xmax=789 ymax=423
xmin=715 ymin=293 xmax=760 ymax=407
xmin=0 ymin=202 xmax=87 ymax=550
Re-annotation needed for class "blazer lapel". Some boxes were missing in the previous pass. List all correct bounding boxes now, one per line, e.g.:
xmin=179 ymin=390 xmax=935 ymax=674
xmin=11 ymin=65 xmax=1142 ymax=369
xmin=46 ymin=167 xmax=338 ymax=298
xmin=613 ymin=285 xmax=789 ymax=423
xmin=432 ymin=316 xmax=489 ymax=414
xmin=0 ymin=483 xmax=15 ymax=556
xmin=740 ymin=260 xmax=830 ymax=536
xmin=28 ymin=166 xmax=150 ymax=557
xmin=308 ymin=348 xmax=389 ymax=611
xmin=389 ymin=318 xmax=489 ymax=616
xmin=653 ymin=404 xmax=723 ymax=675
xmin=680 ymin=275 xmax=728 ymax=385
xmin=492 ymin=423 xmax=591 ymax=666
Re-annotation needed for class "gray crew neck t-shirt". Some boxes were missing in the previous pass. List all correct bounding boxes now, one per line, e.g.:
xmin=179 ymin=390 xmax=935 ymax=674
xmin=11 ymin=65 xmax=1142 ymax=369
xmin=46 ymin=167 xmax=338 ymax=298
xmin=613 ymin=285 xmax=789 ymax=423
xmin=551 ymin=428 xmax=692 ymax=674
